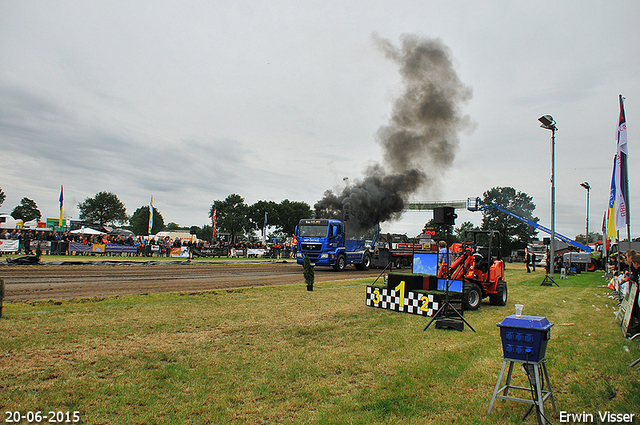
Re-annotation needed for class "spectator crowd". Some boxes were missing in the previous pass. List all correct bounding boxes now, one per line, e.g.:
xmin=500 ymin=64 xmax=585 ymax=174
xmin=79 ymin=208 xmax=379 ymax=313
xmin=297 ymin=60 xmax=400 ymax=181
xmin=1 ymin=228 xmax=294 ymax=259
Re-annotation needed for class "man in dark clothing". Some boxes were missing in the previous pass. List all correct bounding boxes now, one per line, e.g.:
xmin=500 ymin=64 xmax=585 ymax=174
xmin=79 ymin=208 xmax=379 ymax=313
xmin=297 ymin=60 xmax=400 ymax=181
xmin=21 ymin=230 xmax=32 ymax=255
xmin=531 ymin=252 xmax=537 ymax=271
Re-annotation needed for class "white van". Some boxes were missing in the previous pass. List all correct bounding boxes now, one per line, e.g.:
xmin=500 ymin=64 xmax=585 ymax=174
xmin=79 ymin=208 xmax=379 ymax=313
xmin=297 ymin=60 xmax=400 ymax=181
xmin=0 ymin=213 xmax=18 ymax=229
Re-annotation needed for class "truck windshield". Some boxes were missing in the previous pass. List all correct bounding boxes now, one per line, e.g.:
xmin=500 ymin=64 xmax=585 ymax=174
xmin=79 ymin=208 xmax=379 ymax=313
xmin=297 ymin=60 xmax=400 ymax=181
xmin=299 ymin=224 xmax=328 ymax=238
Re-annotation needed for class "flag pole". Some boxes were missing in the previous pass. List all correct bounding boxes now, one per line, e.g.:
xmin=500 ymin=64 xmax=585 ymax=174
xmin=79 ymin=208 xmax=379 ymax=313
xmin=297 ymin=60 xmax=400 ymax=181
xmin=148 ymin=195 xmax=154 ymax=235
xmin=58 ymin=185 xmax=64 ymax=229
xmin=618 ymin=95 xmax=631 ymax=250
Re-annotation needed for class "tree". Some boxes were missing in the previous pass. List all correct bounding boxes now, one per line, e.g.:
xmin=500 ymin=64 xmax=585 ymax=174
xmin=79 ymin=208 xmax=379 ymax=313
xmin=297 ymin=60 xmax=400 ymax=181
xmin=11 ymin=197 xmax=41 ymax=222
xmin=480 ymin=187 xmax=539 ymax=255
xmin=303 ymin=254 xmax=314 ymax=291
xmin=423 ymin=219 xmax=455 ymax=244
xmin=248 ymin=200 xmax=279 ymax=234
xmin=575 ymin=231 xmax=603 ymax=245
xmin=210 ymin=194 xmax=251 ymax=242
xmin=454 ymin=221 xmax=480 ymax=241
xmin=197 ymin=224 xmax=214 ymax=242
xmin=78 ymin=192 xmax=128 ymax=226
xmin=165 ymin=222 xmax=184 ymax=231
xmin=0 ymin=187 xmax=5 ymax=208
xmin=130 ymin=206 xmax=165 ymax=235
xmin=275 ymin=199 xmax=312 ymax=235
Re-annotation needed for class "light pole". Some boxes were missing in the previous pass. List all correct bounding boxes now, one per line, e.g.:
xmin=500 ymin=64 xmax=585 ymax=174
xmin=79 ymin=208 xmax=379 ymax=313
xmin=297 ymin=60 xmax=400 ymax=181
xmin=539 ymin=115 xmax=558 ymax=286
xmin=580 ymin=182 xmax=590 ymax=245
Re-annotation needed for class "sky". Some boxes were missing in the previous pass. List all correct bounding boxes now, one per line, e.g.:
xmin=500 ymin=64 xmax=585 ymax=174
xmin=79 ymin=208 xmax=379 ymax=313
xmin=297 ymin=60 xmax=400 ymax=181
xmin=1 ymin=1 xmax=639 ymax=240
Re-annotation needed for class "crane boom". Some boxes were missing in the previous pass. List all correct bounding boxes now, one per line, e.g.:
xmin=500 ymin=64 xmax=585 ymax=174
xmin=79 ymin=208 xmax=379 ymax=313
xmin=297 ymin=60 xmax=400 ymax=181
xmin=474 ymin=203 xmax=591 ymax=253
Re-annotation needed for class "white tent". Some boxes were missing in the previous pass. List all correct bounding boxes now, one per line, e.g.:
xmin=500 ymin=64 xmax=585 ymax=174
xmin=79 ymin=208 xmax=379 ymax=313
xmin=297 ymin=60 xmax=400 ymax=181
xmin=70 ymin=227 xmax=104 ymax=235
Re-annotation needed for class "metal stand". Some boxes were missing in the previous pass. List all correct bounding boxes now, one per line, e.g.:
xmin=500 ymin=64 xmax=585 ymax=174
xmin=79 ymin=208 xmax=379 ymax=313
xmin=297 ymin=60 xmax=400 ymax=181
xmin=424 ymin=241 xmax=476 ymax=332
xmin=540 ymin=273 xmax=558 ymax=287
xmin=488 ymin=358 xmax=555 ymax=425
xmin=423 ymin=278 xmax=476 ymax=333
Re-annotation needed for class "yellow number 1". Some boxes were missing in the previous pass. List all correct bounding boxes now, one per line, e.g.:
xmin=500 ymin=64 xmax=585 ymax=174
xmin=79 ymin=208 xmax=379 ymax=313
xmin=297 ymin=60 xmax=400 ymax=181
xmin=394 ymin=281 xmax=405 ymax=308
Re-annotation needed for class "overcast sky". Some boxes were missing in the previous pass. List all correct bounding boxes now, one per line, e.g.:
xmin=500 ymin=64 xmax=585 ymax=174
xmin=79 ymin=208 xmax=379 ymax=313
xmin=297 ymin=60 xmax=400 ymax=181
xmin=1 ymin=1 xmax=639 ymax=240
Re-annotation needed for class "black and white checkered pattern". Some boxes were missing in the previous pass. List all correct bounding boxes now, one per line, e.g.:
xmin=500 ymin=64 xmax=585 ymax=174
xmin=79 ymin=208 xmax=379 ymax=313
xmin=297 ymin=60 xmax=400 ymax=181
xmin=366 ymin=286 xmax=440 ymax=316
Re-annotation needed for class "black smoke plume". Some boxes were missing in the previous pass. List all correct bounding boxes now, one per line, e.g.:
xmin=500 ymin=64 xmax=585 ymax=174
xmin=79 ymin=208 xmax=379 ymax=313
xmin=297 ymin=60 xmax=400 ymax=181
xmin=314 ymin=34 xmax=473 ymax=235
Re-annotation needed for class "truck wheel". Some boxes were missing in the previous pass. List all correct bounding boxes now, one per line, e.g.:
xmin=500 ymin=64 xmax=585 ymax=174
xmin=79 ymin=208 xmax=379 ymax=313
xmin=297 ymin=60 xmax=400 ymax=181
xmin=489 ymin=280 xmax=508 ymax=306
xmin=587 ymin=260 xmax=597 ymax=272
xmin=463 ymin=282 xmax=482 ymax=311
xmin=355 ymin=253 xmax=371 ymax=271
xmin=333 ymin=254 xmax=346 ymax=272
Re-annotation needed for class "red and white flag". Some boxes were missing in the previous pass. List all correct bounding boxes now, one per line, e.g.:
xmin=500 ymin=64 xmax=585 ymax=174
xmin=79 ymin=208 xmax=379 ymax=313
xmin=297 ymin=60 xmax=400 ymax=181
xmin=212 ymin=206 xmax=217 ymax=239
xmin=614 ymin=95 xmax=630 ymax=229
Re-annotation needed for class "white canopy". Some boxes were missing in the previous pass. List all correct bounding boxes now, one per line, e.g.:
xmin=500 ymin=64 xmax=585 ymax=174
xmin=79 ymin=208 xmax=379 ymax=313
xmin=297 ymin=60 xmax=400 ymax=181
xmin=70 ymin=227 xmax=104 ymax=235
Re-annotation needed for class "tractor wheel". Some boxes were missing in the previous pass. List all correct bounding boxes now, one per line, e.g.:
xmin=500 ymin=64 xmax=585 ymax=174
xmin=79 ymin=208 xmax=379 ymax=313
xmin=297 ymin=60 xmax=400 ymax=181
xmin=463 ymin=282 xmax=482 ymax=311
xmin=355 ymin=253 xmax=371 ymax=270
xmin=489 ymin=280 xmax=508 ymax=306
xmin=587 ymin=260 xmax=597 ymax=272
xmin=333 ymin=254 xmax=347 ymax=272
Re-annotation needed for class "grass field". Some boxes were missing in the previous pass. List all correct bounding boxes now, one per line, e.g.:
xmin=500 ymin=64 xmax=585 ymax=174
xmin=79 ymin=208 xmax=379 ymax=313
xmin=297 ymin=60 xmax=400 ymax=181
xmin=1 ymin=263 xmax=639 ymax=424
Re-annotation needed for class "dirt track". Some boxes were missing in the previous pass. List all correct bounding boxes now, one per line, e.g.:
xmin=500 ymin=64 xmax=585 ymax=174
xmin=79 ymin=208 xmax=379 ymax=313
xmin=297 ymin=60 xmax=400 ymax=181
xmin=0 ymin=261 xmax=383 ymax=302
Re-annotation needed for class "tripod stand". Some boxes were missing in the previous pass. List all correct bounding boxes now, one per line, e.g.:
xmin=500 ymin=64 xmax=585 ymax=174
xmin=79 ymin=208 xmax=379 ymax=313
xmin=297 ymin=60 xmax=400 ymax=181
xmin=423 ymin=276 xmax=476 ymax=332
xmin=424 ymin=244 xmax=475 ymax=332
xmin=540 ymin=258 xmax=559 ymax=287
xmin=540 ymin=274 xmax=558 ymax=287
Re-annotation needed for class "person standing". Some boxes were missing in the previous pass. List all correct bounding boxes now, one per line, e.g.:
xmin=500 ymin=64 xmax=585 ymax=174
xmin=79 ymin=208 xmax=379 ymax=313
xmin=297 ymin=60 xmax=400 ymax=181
xmin=22 ymin=230 xmax=32 ymax=255
xmin=526 ymin=251 xmax=531 ymax=273
xmin=438 ymin=240 xmax=452 ymax=268
xmin=531 ymin=252 xmax=536 ymax=271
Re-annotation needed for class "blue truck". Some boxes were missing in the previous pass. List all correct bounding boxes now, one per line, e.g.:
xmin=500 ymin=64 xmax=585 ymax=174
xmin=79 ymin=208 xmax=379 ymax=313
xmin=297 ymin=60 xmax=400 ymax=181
xmin=295 ymin=219 xmax=379 ymax=271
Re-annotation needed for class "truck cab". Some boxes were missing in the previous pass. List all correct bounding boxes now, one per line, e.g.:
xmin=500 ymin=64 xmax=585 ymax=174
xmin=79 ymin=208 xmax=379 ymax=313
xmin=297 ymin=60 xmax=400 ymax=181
xmin=295 ymin=219 xmax=377 ymax=271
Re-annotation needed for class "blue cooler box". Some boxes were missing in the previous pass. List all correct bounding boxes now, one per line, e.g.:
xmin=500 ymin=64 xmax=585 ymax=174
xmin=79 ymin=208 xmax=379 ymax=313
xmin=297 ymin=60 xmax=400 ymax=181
xmin=497 ymin=315 xmax=554 ymax=362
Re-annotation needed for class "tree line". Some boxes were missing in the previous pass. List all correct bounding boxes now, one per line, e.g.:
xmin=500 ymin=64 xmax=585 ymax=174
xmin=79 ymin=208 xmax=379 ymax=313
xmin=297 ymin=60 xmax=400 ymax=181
xmin=0 ymin=188 xmax=313 ymax=243
xmin=0 ymin=186 xmax=599 ymax=252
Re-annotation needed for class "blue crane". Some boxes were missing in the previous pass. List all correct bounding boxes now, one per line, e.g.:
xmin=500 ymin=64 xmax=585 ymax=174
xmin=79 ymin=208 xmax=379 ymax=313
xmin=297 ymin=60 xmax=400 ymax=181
xmin=467 ymin=199 xmax=591 ymax=253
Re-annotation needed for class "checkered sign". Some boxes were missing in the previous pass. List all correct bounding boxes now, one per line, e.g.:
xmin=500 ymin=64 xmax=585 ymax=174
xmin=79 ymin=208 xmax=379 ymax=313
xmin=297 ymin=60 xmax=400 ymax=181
xmin=365 ymin=286 xmax=440 ymax=316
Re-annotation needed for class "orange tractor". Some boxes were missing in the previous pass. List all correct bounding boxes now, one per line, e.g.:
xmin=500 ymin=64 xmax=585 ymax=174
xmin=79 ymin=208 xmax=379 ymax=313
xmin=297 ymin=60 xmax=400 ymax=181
xmin=438 ymin=230 xmax=508 ymax=310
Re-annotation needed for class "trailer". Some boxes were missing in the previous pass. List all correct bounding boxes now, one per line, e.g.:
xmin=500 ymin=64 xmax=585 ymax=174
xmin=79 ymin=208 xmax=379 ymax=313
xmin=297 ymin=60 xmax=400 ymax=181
xmin=373 ymin=233 xmax=437 ymax=269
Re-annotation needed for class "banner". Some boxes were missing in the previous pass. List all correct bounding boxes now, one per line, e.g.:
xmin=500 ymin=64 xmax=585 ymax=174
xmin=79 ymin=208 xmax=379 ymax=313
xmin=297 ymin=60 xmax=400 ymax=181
xmin=69 ymin=242 xmax=93 ymax=253
xmin=105 ymin=244 xmax=138 ymax=254
xmin=615 ymin=94 xmax=630 ymax=229
xmin=31 ymin=241 xmax=51 ymax=251
xmin=607 ymin=155 xmax=617 ymax=240
xmin=69 ymin=242 xmax=138 ymax=254
xmin=171 ymin=247 xmax=190 ymax=257
xmin=0 ymin=239 xmax=19 ymax=252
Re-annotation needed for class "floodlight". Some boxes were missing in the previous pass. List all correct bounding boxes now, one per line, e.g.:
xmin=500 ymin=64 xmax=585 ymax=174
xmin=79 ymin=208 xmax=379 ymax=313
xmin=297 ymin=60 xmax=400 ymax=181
xmin=539 ymin=115 xmax=558 ymax=286
xmin=581 ymin=182 xmax=591 ymax=245
xmin=538 ymin=115 xmax=557 ymax=130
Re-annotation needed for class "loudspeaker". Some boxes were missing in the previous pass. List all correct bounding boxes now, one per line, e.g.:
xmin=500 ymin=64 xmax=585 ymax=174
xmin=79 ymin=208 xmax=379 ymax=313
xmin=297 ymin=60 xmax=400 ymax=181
xmin=433 ymin=207 xmax=457 ymax=225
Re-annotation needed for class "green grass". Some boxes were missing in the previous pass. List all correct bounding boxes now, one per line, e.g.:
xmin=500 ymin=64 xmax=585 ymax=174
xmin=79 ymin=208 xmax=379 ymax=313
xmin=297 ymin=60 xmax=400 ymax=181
xmin=1 ymin=264 xmax=639 ymax=424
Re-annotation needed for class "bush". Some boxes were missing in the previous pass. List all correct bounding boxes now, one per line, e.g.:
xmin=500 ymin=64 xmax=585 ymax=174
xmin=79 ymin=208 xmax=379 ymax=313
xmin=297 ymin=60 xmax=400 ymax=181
xmin=303 ymin=255 xmax=314 ymax=290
